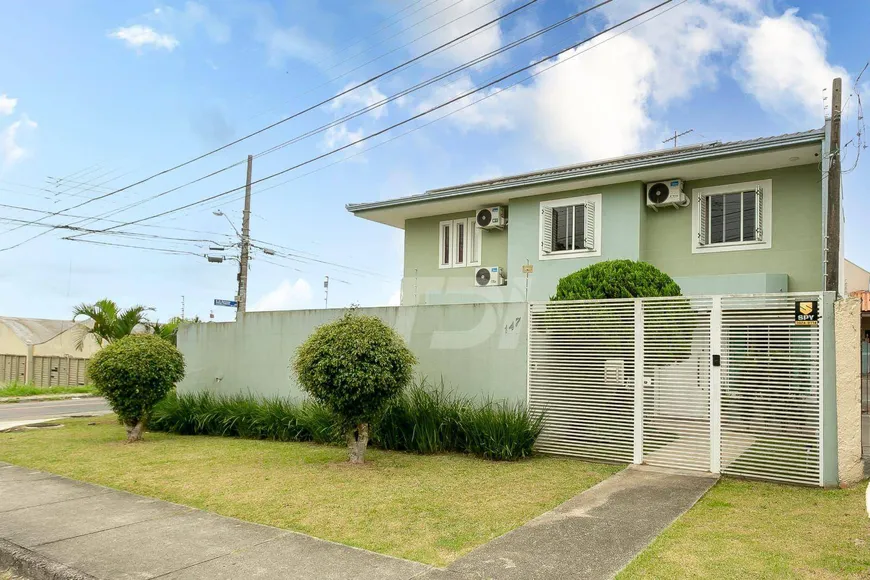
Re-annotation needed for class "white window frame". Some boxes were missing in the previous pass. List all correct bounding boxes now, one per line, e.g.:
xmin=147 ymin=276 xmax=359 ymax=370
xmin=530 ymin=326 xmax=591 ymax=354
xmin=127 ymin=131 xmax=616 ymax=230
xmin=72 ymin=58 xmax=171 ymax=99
xmin=439 ymin=217 xmax=482 ymax=268
xmin=538 ymin=193 xmax=602 ymax=260
xmin=691 ymin=179 xmax=772 ymax=254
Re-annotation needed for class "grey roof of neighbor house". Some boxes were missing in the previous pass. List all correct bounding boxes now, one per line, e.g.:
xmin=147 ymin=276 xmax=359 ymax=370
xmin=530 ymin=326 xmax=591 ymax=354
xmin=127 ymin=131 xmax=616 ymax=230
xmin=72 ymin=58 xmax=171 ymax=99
xmin=346 ymin=127 xmax=826 ymax=214
xmin=0 ymin=317 xmax=90 ymax=345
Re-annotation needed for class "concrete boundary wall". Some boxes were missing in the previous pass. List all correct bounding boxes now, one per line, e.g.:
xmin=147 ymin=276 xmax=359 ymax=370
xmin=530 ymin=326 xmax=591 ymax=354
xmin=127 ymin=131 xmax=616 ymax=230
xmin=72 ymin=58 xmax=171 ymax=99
xmin=177 ymin=302 xmax=528 ymax=402
xmin=835 ymin=297 xmax=863 ymax=485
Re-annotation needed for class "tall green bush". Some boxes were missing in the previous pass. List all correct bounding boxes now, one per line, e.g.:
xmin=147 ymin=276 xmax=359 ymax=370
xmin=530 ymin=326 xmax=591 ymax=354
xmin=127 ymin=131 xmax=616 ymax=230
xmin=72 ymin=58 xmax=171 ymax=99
xmin=552 ymin=259 xmax=680 ymax=300
xmin=88 ymin=334 xmax=185 ymax=442
xmin=292 ymin=310 xmax=416 ymax=463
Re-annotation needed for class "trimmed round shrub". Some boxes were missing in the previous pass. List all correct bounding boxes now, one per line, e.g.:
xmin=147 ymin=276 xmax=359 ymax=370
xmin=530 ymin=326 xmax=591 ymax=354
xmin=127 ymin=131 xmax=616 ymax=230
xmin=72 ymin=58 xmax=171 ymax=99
xmin=88 ymin=334 xmax=185 ymax=442
xmin=552 ymin=259 xmax=681 ymax=300
xmin=292 ymin=310 xmax=416 ymax=463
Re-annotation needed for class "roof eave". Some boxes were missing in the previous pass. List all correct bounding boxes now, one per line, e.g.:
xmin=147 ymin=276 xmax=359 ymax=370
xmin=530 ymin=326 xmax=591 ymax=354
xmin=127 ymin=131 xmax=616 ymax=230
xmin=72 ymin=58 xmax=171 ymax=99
xmin=346 ymin=130 xmax=824 ymax=215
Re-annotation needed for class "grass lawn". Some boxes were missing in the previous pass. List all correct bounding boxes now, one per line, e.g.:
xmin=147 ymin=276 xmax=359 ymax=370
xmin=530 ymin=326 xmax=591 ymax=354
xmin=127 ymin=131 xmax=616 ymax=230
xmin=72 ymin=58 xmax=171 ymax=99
xmin=619 ymin=478 xmax=870 ymax=579
xmin=0 ymin=415 xmax=619 ymax=566
xmin=0 ymin=383 xmax=96 ymax=399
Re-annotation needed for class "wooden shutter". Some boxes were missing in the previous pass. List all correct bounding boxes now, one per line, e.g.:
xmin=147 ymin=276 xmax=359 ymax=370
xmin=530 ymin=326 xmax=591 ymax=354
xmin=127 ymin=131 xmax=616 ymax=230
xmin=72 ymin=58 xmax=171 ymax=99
xmin=584 ymin=202 xmax=595 ymax=250
xmin=541 ymin=206 xmax=554 ymax=253
xmin=754 ymin=185 xmax=764 ymax=241
xmin=697 ymin=193 xmax=708 ymax=246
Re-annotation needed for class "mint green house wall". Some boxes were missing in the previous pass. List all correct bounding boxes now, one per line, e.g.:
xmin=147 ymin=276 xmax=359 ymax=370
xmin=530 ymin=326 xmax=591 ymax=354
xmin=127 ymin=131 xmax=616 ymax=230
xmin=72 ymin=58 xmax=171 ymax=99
xmin=401 ymin=164 xmax=823 ymax=302
xmin=178 ymin=302 xmax=528 ymax=402
xmin=642 ymin=165 xmax=822 ymax=293
xmin=505 ymin=182 xmax=644 ymax=301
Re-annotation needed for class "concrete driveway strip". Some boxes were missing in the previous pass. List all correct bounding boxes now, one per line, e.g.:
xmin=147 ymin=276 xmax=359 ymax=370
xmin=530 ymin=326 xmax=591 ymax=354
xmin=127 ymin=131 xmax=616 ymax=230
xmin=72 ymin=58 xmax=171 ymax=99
xmin=428 ymin=465 xmax=718 ymax=580
xmin=0 ymin=398 xmax=112 ymax=431
xmin=0 ymin=463 xmax=432 ymax=580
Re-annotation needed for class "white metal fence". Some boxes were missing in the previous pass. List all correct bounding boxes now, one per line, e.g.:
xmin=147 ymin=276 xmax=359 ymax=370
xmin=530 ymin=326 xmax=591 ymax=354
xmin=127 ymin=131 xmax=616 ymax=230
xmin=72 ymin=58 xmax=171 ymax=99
xmin=528 ymin=293 xmax=824 ymax=486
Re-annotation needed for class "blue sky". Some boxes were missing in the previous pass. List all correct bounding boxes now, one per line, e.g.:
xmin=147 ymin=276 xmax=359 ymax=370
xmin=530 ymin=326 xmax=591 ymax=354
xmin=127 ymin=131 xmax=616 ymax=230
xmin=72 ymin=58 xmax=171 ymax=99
xmin=0 ymin=0 xmax=867 ymax=322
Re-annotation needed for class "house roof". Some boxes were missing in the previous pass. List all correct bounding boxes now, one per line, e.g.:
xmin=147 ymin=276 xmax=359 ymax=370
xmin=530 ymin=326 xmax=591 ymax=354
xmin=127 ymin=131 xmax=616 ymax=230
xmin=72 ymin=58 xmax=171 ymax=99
xmin=347 ymin=127 xmax=826 ymax=228
xmin=0 ymin=317 xmax=89 ymax=345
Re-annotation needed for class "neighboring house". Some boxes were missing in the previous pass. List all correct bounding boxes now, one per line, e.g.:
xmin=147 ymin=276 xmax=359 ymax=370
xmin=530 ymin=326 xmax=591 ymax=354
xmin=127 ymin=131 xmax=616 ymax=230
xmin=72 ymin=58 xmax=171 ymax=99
xmin=845 ymin=259 xmax=870 ymax=294
xmin=0 ymin=317 xmax=102 ymax=386
xmin=348 ymin=128 xmax=841 ymax=305
xmin=0 ymin=317 xmax=101 ymax=357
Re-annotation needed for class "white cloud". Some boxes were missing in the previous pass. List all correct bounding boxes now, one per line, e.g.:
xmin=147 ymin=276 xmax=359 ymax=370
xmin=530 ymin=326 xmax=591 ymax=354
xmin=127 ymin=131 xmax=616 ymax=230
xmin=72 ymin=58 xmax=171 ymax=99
xmin=1 ymin=114 xmax=38 ymax=168
xmin=405 ymin=0 xmax=504 ymax=68
xmin=736 ymin=8 xmax=848 ymax=122
xmin=388 ymin=289 xmax=401 ymax=306
xmin=178 ymin=2 xmax=231 ymax=43
xmin=253 ymin=279 xmax=313 ymax=311
xmin=0 ymin=94 xmax=16 ymax=116
xmin=324 ymin=123 xmax=365 ymax=150
xmin=412 ymin=1 xmax=846 ymax=162
xmin=330 ymin=82 xmax=388 ymax=120
xmin=109 ymin=25 xmax=179 ymax=51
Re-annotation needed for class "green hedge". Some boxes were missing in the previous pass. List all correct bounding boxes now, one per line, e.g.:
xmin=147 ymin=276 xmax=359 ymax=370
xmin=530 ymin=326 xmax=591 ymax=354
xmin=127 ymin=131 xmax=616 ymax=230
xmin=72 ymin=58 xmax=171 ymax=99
xmin=150 ymin=381 xmax=544 ymax=461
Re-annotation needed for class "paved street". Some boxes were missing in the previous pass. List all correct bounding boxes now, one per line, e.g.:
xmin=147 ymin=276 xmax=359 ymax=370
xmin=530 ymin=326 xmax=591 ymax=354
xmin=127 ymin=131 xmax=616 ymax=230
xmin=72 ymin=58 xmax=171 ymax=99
xmin=0 ymin=398 xmax=111 ymax=431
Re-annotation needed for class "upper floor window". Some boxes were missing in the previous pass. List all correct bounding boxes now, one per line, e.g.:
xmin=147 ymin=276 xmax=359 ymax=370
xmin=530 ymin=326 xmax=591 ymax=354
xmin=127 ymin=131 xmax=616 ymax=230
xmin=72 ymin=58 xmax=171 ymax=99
xmin=539 ymin=194 xmax=602 ymax=260
xmin=439 ymin=217 xmax=481 ymax=268
xmin=692 ymin=179 xmax=772 ymax=254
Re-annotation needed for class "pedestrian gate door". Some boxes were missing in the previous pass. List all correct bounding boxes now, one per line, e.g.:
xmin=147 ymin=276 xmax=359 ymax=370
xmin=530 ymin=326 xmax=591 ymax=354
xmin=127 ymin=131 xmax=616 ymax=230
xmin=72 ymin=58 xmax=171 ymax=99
xmin=528 ymin=293 xmax=823 ymax=486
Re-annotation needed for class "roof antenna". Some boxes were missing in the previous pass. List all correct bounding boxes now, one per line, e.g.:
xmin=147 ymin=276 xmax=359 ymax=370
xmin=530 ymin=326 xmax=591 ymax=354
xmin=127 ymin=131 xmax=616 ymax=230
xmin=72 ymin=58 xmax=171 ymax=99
xmin=662 ymin=129 xmax=694 ymax=148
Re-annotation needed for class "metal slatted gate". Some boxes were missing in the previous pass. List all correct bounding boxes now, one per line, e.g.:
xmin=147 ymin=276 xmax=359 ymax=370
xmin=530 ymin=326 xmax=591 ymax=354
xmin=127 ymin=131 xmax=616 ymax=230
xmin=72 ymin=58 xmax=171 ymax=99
xmin=528 ymin=293 xmax=823 ymax=486
xmin=642 ymin=297 xmax=712 ymax=471
xmin=719 ymin=295 xmax=821 ymax=486
xmin=528 ymin=299 xmax=635 ymax=462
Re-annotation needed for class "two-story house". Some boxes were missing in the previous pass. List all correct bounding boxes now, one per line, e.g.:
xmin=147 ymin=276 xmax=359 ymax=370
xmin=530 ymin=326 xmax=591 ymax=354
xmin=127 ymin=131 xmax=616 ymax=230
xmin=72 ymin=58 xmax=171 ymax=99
xmin=347 ymin=127 xmax=838 ymax=305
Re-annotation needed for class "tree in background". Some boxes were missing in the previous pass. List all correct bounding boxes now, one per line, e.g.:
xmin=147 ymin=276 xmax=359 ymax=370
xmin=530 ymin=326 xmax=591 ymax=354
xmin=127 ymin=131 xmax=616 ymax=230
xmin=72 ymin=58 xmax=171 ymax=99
xmin=293 ymin=310 xmax=416 ymax=463
xmin=72 ymin=299 xmax=152 ymax=351
xmin=552 ymin=259 xmax=681 ymax=300
xmin=151 ymin=316 xmax=202 ymax=347
xmin=88 ymin=334 xmax=185 ymax=442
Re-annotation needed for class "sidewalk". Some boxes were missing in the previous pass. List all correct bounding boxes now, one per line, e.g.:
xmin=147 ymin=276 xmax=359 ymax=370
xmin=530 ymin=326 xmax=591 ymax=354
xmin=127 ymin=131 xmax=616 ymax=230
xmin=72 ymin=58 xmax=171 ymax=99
xmin=0 ymin=462 xmax=716 ymax=580
xmin=0 ymin=463 xmax=431 ymax=580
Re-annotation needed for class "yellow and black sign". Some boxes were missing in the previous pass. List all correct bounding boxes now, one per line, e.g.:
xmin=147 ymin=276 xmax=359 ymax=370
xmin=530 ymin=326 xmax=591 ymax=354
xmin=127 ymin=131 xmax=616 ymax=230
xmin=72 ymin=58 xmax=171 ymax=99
xmin=794 ymin=300 xmax=819 ymax=326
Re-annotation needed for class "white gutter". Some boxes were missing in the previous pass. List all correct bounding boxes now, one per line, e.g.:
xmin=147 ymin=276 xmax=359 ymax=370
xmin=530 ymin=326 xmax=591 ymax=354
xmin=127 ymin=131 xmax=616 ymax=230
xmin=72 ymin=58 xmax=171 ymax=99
xmin=347 ymin=129 xmax=824 ymax=213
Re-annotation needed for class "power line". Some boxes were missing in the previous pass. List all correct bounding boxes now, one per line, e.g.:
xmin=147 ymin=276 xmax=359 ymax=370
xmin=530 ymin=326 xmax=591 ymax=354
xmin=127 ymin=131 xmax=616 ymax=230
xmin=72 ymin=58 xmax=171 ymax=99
xmin=62 ymin=238 xmax=207 ymax=258
xmin=2 ymin=0 xmax=542 ymax=243
xmin=79 ymin=0 xmax=670 ymax=237
xmin=77 ymin=0 xmax=602 ymax=227
xmin=209 ymin=0 xmax=690 ymax=216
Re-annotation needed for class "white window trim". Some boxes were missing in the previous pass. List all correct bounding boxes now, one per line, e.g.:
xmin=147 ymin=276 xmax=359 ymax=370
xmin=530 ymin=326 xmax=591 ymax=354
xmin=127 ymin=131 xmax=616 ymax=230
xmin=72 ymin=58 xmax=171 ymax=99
xmin=538 ymin=193 xmax=602 ymax=260
xmin=439 ymin=217 xmax=482 ymax=268
xmin=438 ymin=220 xmax=452 ymax=269
xmin=691 ymin=179 xmax=772 ymax=254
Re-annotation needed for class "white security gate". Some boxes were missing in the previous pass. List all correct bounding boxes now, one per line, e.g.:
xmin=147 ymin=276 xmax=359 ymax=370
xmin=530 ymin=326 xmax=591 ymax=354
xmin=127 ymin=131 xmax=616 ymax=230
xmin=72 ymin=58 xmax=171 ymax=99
xmin=528 ymin=293 xmax=824 ymax=486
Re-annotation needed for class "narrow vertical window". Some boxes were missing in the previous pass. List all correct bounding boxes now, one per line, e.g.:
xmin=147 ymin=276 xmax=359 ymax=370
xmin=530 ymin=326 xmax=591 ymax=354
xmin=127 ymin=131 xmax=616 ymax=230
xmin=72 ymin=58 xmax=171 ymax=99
xmin=439 ymin=221 xmax=451 ymax=268
xmin=453 ymin=219 xmax=466 ymax=267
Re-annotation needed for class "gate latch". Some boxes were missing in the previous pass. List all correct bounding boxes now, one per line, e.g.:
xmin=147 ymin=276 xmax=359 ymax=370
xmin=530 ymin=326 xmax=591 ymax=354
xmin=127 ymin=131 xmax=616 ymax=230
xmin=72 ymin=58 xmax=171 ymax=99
xmin=712 ymin=354 xmax=721 ymax=367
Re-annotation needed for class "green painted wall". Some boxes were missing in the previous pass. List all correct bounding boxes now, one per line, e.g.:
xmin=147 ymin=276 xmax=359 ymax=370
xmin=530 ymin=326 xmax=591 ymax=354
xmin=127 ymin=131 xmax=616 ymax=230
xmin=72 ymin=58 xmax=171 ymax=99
xmin=506 ymin=182 xmax=645 ymax=301
xmin=178 ymin=303 xmax=528 ymax=402
xmin=642 ymin=165 xmax=823 ymax=292
xmin=403 ymin=211 xmax=511 ymax=305
xmin=400 ymin=165 xmax=823 ymax=303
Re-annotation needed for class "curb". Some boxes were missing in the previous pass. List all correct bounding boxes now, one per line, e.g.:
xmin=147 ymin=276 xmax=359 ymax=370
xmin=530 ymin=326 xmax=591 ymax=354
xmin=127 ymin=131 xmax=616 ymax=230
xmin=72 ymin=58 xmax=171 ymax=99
xmin=0 ymin=394 xmax=100 ymax=405
xmin=0 ymin=539 xmax=97 ymax=580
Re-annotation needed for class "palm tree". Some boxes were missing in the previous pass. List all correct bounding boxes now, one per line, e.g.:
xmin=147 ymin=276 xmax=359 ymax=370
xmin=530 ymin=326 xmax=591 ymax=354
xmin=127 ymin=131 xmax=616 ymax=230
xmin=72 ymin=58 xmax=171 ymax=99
xmin=151 ymin=315 xmax=202 ymax=347
xmin=72 ymin=299 xmax=153 ymax=351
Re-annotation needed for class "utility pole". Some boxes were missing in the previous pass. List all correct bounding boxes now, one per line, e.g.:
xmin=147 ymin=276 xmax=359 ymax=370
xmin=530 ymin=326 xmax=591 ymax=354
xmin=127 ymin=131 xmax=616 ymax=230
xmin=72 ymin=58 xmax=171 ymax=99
xmin=237 ymin=155 xmax=253 ymax=318
xmin=324 ymin=276 xmax=329 ymax=308
xmin=662 ymin=129 xmax=693 ymax=148
xmin=825 ymin=78 xmax=842 ymax=294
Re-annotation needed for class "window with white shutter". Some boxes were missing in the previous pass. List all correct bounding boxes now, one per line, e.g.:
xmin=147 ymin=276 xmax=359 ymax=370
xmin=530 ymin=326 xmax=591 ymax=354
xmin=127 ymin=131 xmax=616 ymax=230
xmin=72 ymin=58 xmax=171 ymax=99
xmin=539 ymin=194 xmax=602 ymax=260
xmin=692 ymin=180 xmax=772 ymax=254
xmin=439 ymin=221 xmax=452 ymax=268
